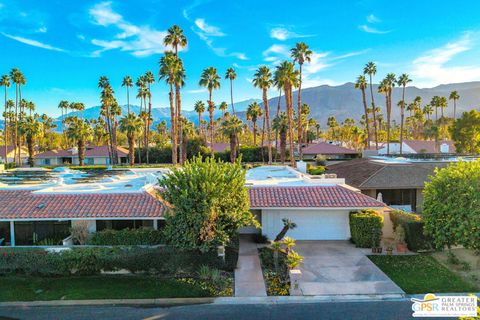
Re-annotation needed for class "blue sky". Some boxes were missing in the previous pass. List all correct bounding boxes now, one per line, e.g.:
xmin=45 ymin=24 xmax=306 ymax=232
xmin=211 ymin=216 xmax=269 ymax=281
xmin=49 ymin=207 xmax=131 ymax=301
xmin=2 ymin=0 xmax=480 ymax=116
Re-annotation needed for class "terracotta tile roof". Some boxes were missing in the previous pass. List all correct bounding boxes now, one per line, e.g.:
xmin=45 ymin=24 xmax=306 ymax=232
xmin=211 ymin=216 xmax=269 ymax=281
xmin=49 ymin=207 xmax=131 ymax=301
xmin=0 ymin=146 xmax=27 ymax=158
xmin=207 ymin=143 xmax=230 ymax=153
xmin=36 ymin=146 xmax=129 ymax=159
xmin=0 ymin=190 xmax=165 ymax=220
xmin=302 ymin=142 xmax=358 ymax=155
xmin=248 ymin=186 xmax=384 ymax=208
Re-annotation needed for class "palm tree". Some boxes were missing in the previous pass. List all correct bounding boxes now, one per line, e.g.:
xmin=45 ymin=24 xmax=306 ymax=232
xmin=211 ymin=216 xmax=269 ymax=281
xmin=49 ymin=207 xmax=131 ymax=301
xmin=291 ymin=42 xmax=312 ymax=159
xmin=327 ymin=116 xmax=338 ymax=141
xmin=67 ymin=119 xmax=92 ymax=166
xmin=431 ymin=96 xmax=440 ymax=124
xmin=9 ymin=68 xmax=20 ymax=165
xmin=220 ymin=115 xmax=243 ymax=163
xmin=449 ymin=91 xmax=460 ymax=120
xmin=397 ymin=73 xmax=412 ymax=154
xmin=423 ymin=104 xmax=433 ymax=122
xmin=219 ymin=101 xmax=228 ymax=119
xmin=18 ymin=115 xmax=41 ymax=167
xmin=181 ymin=118 xmax=195 ymax=161
xmin=438 ymin=96 xmax=448 ymax=140
xmin=57 ymin=101 xmax=69 ymax=139
xmin=275 ymin=61 xmax=299 ymax=167
xmin=199 ymin=67 xmax=221 ymax=149
xmin=194 ymin=100 xmax=206 ymax=140
xmin=354 ymin=75 xmax=370 ymax=148
xmin=272 ymin=112 xmax=288 ymax=164
xmin=363 ymin=62 xmax=378 ymax=149
xmin=159 ymin=52 xmax=180 ymax=165
xmin=253 ymin=66 xmax=274 ymax=164
xmin=144 ymin=71 xmax=155 ymax=164
xmin=246 ymin=102 xmax=263 ymax=146
xmin=163 ymin=24 xmax=187 ymax=57
xmin=381 ymin=73 xmax=396 ymax=154
xmin=119 ymin=113 xmax=144 ymax=166
xmin=173 ymin=59 xmax=186 ymax=164
xmin=1 ymin=75 xmax=10 ymax=164
xmin=122 ymin=75 xmax=133 ymax=114
xmin=225 ymin=67 xmax=237 ymax=114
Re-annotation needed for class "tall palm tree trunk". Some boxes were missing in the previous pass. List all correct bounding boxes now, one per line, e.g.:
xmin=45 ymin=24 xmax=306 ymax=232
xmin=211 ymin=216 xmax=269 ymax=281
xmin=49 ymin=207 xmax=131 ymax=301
xmin=263 ymin=89 xmax=272 ymax=164
xmin=78 ymin=139 xmax=85 ymax=166
xmin=176 ymin=84 xmax=184 ymax=164
xmin=128 ymin=135 xmax=135 ymax=166
xmin=229 ymin=133 xmax=237 ymax=163
xmin=230 ymin=79 xmax=235 ymax=114
xmin=127 ymin=87 xmax=130 ymax=115
xmin=285 ymin=84 xmax=296 ymax=168
xmin=368 ymin=75 xmax=378 ymax=149
xmin=361 ymin=88 xmax=370 ymax=148
xmin=4 ymin=86 xmax=7 ymax=166
xmin=297 ymin=63 xmax=303 ymax=159
xmin=453 ymin=99 xmax=457 ymax=120
xmin=400 ymin=87 xmax=406 ymax=154
xmin=253 ymin=120 xmax=257 ymax=146
xmin=168 ymin=84 xmax=177 ymax=165
xmin=26 ymin=135 xmax=34 ymax=167
xmin=279 ymin=131 xmax=286 ymax=164
xmin=275 ymin=89 xmax=282 ymax=162
xmin=386 ymin=92 xmax=391 ymax=155
xmin=146 ymin=86 xmax=152 ymax=164
xmin=13 ymin=84 xmax=18 ymax=165
xmin=209 ymin=91 xmax=214 ymax=150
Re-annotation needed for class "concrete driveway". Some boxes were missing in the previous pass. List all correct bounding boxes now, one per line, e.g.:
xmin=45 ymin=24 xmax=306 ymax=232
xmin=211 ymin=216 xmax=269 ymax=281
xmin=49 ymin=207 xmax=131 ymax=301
xmin=295 ymin=241 xmax=404 ymax=295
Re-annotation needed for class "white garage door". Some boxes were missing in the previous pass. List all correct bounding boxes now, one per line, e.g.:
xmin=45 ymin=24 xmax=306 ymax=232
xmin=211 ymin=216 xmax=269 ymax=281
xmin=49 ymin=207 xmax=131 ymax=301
xmin=262 ymin=209 xmax=351 ymax=240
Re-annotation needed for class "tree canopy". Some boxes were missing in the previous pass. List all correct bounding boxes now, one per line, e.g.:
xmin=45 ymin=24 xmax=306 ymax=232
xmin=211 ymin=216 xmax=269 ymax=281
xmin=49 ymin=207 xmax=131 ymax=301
xmin=158 ymin=156 xmax=257 ymax=251
xmin=450 ymin=110 xmax=480 ymax=154
xmin=423 ymin=160 xmax=480 ymax=251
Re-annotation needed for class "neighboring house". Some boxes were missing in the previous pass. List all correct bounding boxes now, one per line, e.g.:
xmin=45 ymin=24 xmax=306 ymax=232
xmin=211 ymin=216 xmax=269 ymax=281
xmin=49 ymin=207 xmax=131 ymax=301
xmin=0 ymin=146 xmax=29 ymax=165
xmin=208 ymin=143 xmax=230 ymax=153
xmin=0 ymin=165 xmax=387 ymax=246
xmin=376 ymin=140 xmax=456 ymax=155
xmin=327 ymin=157 xmax=452 ymax=213
xmin=35 ymin=146 xmax=129 ymax=166
xmin=243 ymin=166 xmax=387 ymax=240
xmin=302 ymin=142 xmax=359 ymax=160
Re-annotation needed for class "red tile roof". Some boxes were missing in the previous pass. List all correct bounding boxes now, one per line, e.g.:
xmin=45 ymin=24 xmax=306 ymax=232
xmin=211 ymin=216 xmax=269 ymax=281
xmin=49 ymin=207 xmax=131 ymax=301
xmin=207 ymin=143 xmax=230 ymax=153
xmin=36 ymin=146 xmax=129 ymax=159
xmin=0 ymin=146 xmax=27 ymax=158
xmin=302 ymin=142 xmax=358 ymax=155
xmin=0 ymin=190 xmax=165 ymax=220
xmin=248 ymin=186 xmax=384 ymax=208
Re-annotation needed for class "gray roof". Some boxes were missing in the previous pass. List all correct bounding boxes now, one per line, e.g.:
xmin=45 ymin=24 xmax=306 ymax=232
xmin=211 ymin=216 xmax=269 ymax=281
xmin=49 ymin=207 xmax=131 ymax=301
xmin=327 ymin=158 xmax=451 ymax=189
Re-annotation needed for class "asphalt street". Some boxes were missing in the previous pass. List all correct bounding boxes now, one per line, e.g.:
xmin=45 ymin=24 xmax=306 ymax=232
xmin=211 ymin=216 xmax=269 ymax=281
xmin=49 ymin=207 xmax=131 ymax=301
xmin=0 ymin=300 xmax=455 ymax=320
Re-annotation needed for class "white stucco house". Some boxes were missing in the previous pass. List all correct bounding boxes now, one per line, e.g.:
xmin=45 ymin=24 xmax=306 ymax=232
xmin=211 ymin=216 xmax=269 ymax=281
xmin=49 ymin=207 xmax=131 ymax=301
xmin=35 ymin=146 xmax=129 ymax=166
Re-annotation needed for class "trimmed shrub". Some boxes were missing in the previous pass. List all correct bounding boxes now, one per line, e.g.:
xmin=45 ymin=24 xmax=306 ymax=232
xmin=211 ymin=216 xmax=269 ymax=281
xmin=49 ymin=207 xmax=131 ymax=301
xmin=88 ymin=228 xmax=165 ymax=246
xmin=214 ymin=146 xmax=278 ymax=163
xmin=349 ymin=209 xmax=383 ymax=248
xmin=389 ymin=210 xmax=433 ymax=252
xmin=307 ymin=164 xmax=325 ymax=175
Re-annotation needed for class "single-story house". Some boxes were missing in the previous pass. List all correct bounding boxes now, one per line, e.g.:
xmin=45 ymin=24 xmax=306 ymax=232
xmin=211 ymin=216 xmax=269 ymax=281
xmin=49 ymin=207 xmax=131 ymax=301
xmin=0 ymin=145 xmax=29 ymax=165
xmin=327 ymin=158 xmax=452 ymax=213
xmin=0 ymin=165 xmax=389 ymax=245
xmin=376 ymin=140 xmax=456 ymax=155
xmin=35 ymin=146 xmax=129 ymax=166
xmin=302 ymin=142 xmax=359 ymax=160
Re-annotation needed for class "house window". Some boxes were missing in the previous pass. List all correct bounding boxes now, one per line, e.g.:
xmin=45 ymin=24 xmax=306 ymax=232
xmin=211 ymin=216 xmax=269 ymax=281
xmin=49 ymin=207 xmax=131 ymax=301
xmin=377 ymin=189 xmax=417 ymax=211
xmin=85 ymin=158 xmax=94 ymax=165
xmin=43 ymin=159 xmax=51 ymax=165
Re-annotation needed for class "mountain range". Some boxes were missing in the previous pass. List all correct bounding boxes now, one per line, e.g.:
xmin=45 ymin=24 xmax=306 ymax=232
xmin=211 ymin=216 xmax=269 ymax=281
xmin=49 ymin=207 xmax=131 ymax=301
xmin=2 ymin=82 xmax=480 ymax=131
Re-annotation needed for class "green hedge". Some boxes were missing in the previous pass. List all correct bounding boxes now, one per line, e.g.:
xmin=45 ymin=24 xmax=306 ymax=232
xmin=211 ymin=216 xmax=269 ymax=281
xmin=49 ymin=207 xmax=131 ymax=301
xmin=214 ymin=146 xmax=279 ymax=163
xmin=88 ymin=228 xmax=165 ymax=246
xmin=349 ymin=209 xmax=383 ymax=248
xmin=0 ymin=244 xmax=239 ymax=277
xmin=389 ymin=210 xmax=433 ymax=252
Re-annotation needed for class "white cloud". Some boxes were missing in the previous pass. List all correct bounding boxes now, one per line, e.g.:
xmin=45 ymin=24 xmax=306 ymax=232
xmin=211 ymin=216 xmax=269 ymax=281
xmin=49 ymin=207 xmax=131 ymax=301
xmin=270 ymin=27 xmax=313 ymax=41
xmin=366 ymin=14 xmax=380 ymax=24
xmin=88 ymin=1 xmax=171 ymax=57
xmin=410 ymin=33 xmax=480 ymax=87
xmin=262 ymin=44 xmax=290 ymax=64
xmin=89 ymin=1 xmax=122 ymax=26
xmin=358 ymin=25 xmax=390 ymax=34
xmin=36 ymin=26 xmax=47 ymax=33
xmin=1 ymin=32 xmax=66 ymax=52
xmin=194 ymin=18 xmax=224 ymax=36
xmin=186 ymin=88 xmax=207 ymax=94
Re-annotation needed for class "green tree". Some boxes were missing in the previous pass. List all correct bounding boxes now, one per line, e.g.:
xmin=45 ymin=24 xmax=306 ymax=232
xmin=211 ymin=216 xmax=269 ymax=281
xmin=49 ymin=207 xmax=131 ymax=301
xmin=194 ymin=100 xmax=206 ymax=141
xmin=159 ymin=156 xmax=257 ymax=251
xmin=225 ymin=67 xmax=237 ymax=114
xmin=119 ymin=113 xmax=144 ymax=166
xmin=220 ymin=115 xmax=244 ymax=163
xmin=246 ymin=102 xmax=263 ymax=146
xmin=450 ymin=110 xmax=480 ymax=154
xmin=272 ymin=112 xmax=288 ymax=163
xmin=291 ymin=42 xmax=312 ymax=159
xmin=199 ymin=67 xmax=221 ymax=149
xmin=67 ymin=119 xmax=93 ymax=166
xmin=423 ymin=160 xmax=480 ymax=251
xmin=18 ymin=115 xmax=42 ymax=167
xmin=253 ymin=66 xmax=274 ymax=164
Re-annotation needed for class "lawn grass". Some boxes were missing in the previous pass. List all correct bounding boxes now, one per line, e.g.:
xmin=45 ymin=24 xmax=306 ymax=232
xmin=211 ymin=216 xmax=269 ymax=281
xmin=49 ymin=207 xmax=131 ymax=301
xmin=0 ymin=275 xmax=211 ymax=301
xmin=369 ymin=255 xmax=478 ymax=294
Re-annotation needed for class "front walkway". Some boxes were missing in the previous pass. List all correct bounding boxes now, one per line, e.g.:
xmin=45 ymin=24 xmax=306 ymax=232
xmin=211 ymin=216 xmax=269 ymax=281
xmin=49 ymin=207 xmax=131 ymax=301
xmin=234 ymin=235 xmax=267 ymax=297
xmin=295 ymin=241 xmax=404 ymax=296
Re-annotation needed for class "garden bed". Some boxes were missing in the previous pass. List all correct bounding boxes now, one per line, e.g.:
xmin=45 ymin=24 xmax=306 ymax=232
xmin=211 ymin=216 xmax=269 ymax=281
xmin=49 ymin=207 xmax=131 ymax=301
xmin=431 ymin=248 xmax=480 ymax=289
xmin=258 ymin=247 xmax=289 ymax=296
xmin=368 ymin=255 xmax=477 ymax=293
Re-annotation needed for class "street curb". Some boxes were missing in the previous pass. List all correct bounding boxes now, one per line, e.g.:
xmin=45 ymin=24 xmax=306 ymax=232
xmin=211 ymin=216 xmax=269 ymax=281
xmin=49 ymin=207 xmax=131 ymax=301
xmin=0 ymin=297 xmax=215 ymax=308
xmin=0 ymin=293 xmax=477 ymax=308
